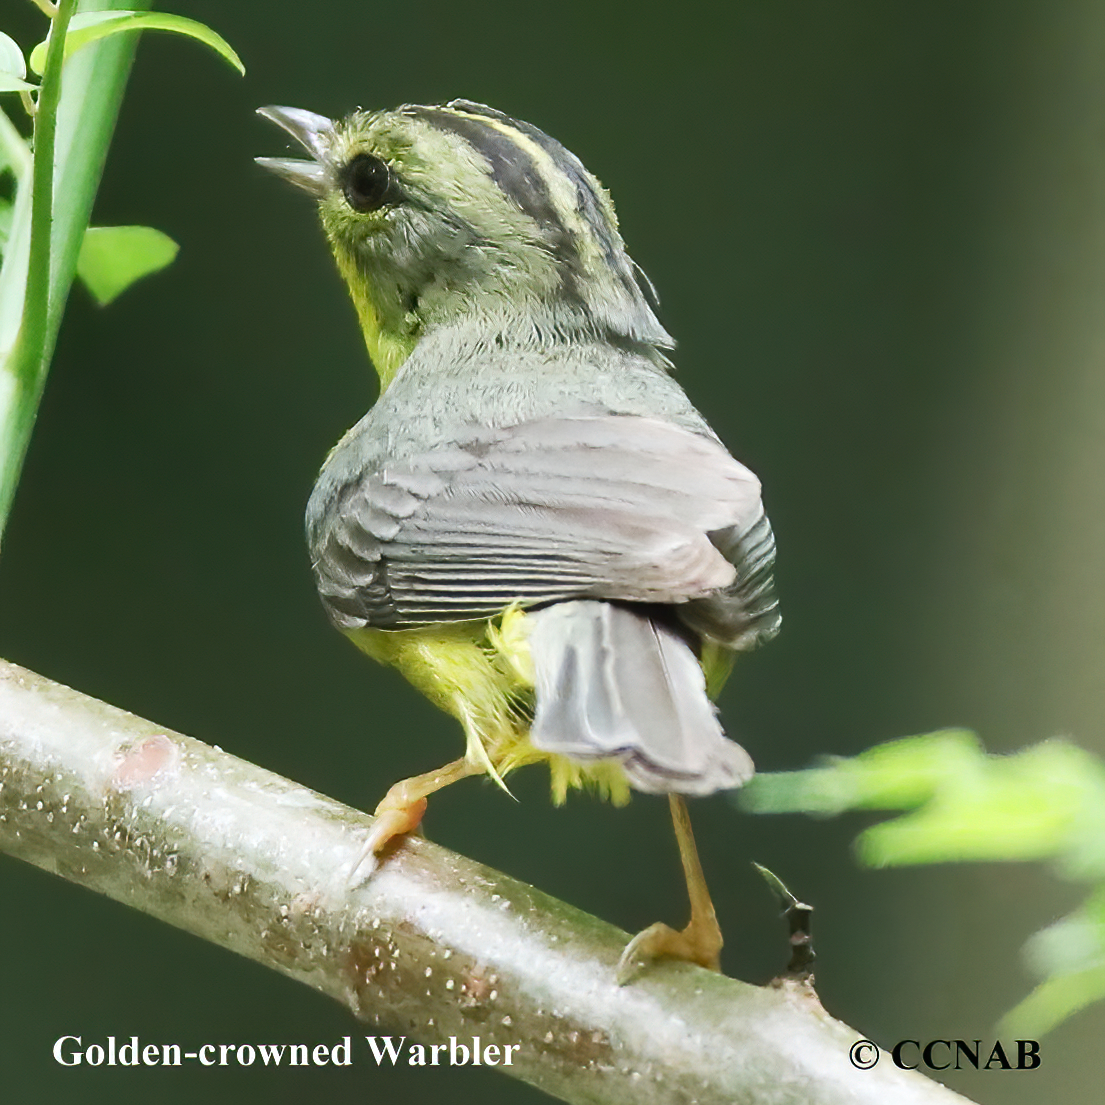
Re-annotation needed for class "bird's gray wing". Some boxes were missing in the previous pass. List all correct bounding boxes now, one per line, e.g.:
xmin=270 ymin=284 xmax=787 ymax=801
xmin=311 ymin=414 xmax=776 ymax=642
xmin=679 ymin=507 xmax=780 ymax=649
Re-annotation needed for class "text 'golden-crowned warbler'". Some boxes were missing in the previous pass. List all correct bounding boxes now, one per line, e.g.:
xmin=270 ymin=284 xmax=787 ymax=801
xmin=258 ymin=100 xmax=780 ymax=978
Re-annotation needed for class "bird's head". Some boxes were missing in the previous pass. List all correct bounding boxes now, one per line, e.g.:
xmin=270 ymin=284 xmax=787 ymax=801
xmin=257 ymin=100 xmax=671 ymax=387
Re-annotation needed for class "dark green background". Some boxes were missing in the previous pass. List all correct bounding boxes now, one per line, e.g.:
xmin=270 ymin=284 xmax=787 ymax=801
xmin=3 ymin=1 xmax=1104 ymax=1102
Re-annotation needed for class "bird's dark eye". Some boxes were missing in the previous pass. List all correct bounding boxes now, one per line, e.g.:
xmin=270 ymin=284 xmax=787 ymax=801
xmin=340 ymin=153 xmax=396 ymax=212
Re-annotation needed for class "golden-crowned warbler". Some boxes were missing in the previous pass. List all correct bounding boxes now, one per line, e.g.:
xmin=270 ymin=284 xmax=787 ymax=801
xmin=258 ymin=100 xmax=779 ymax=977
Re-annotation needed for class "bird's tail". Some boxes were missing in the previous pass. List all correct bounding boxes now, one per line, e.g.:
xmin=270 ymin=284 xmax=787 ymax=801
xmin=526 ymin=600 xmax=754 ymax=794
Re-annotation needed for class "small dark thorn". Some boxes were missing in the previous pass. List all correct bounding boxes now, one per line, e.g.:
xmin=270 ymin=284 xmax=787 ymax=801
xmin=753 ymin=861 xmax=816 ymax=980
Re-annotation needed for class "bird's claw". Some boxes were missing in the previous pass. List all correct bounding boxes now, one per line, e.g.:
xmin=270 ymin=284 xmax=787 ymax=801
xmin=347 ymin=795 xmax=428 ymax=886
xmin=616 ymin=919 xmax=723 ymax=985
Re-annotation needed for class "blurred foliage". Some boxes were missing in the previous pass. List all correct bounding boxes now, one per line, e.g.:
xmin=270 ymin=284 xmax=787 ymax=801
xmin=743 ymin=731 xmax=1105 ymax=1036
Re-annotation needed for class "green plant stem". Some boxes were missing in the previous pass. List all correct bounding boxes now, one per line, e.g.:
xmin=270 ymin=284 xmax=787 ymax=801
xmin=0 ymin=657 xmax=974 ymax=1105
xmin=19 ymin=1 xmax=76 ymax=408
xmin=0 ymin=0 xmax=150 ymax=547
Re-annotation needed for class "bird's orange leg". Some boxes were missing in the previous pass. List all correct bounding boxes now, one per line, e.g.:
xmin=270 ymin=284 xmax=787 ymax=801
xmin=617 ymin=795 xmax=724 ymax=982
xmin=349 ymin=757 xmax=480 ymax=882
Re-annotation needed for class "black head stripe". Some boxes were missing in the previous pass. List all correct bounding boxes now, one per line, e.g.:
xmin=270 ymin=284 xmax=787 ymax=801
xmin=446 ymin=101 xmax=627 ymax=276
xmin=409 ymin=107 xmax=577 ymax=260
xmin=400 ymin=101 xmax=665 ymax=339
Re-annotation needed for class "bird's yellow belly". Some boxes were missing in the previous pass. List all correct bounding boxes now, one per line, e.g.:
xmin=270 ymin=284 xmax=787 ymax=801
xmin=344 ymin=609 xmax=633 ymax=805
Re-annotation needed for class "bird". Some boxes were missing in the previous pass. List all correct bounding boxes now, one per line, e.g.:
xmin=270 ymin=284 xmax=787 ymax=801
xmin=257 ymin=99 xmax=780 ymax=979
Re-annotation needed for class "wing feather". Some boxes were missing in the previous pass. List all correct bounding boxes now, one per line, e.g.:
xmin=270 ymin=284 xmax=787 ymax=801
xmin=311 ymin=415 xmax=776 ymax=642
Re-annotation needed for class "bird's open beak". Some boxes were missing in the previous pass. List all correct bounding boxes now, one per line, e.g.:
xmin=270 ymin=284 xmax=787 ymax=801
xmin=255 ymin=105 xmax=334 ymax=197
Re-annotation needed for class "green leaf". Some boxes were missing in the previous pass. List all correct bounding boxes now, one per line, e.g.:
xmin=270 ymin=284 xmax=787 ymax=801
xmin=0 ymin=104 xmax=30 ymax=179
xmin=76 ymin=225 xmax=178 ymax=306
xmin=0 ymin=31 xmax=27 ymax=79
xmin=857 ymin=740 xmax=1105 ymax=869
xmin=1000 ymin=888 xmax=1105 ymax=1035
xmin=0 ymin=76 xmax=37 ymax=94
xmin=1024 ymin=902 xmax=1105 ymax=980
xmin=29 ymin=11 xmax=245 ymax=77
xmin=1000 ymin=963 xmax=1105 ymax=1038
xmin=740 ymin=730 xmax=983 ymax=816
xmin=743 ymin=733 xmax=1105 ymax=871
xmin=0 ymin=30 xmax=36 ymax=92
xmin=753 ymin=862 xmax=801 ymax=909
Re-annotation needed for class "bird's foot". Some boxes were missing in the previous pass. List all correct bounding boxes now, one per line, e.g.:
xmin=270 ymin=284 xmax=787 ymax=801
xmin=616 ymin=913 xmax=723 ymax=984
xmin=348 ymin=758 xmax=477 ymax=885
xmin=616 ymin=794 xmax=725 ymax=983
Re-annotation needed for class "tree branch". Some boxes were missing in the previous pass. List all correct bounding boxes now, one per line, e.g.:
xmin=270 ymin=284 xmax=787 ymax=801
xmin=0 ymin=657 xmax=972 ymax=1104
